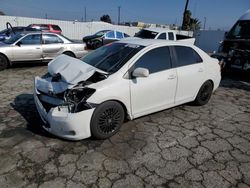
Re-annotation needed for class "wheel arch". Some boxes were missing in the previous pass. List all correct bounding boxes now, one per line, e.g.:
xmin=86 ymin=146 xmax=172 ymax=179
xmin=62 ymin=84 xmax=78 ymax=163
xmin=96 ymin=99 xmax=131 ymax=121
xmin=63 ymin=51 xmax=76 ymax=57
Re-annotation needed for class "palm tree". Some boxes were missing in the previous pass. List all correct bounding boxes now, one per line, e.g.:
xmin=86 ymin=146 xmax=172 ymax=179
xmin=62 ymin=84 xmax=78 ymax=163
xmin=182 ymin=0 xmax=190 ymax=30
xmin=190 ymin=18 xmax=201 ymax=31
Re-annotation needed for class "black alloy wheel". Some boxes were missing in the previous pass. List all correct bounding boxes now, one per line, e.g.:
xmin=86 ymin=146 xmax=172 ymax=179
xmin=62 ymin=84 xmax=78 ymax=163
xmin=91 ymin=101 xmax=124 ymax=139
xmin=194 ymin=81 xmax=213 ymax=106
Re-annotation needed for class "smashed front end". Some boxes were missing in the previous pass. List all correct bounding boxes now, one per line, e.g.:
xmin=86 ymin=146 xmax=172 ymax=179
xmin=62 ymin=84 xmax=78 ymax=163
xmin=33 ymin=55 xmax=107 ymax=140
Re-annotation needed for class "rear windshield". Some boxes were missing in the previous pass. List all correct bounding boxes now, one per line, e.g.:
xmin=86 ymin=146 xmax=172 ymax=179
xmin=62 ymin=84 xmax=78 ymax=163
xmin=3 ymin=33 xmax=24 ymax=44
xmin=52 ymin=25 xmax=62 ymax=31
xmin=135 ymin=29 xmax=158 ymax=39
xmin=176 ymin=34 xmax=192 ymax=40
xmin=81 ymin=43 xmax=144 ymax=73
xmin=28 ymin=24 xmax=49 ymax=30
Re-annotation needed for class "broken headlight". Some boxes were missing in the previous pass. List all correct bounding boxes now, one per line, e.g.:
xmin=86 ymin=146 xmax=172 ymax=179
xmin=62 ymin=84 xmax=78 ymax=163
xmin=59 ymin=87 xmax=96 ymax=113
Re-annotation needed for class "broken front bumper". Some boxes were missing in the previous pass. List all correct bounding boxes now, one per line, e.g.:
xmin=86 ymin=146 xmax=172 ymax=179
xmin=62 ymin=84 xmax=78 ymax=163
xmin=34 ymin=83 xmax=95 ymax=141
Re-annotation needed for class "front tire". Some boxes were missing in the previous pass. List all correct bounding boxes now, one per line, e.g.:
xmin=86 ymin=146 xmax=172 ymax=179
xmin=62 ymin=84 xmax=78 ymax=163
xmin=0 ymin=54 xmax=8 ymax=71
xmin=91 ymin=101 xmax=125 ymax=139
xmin=194 ymin=81 xmax=213 ymax=106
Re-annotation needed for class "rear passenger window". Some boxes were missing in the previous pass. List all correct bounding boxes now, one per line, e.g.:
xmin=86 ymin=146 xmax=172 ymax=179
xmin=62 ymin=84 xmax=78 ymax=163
xmin=116 ymin=31 xmax=123 ymax=39
xmin=43 ymin=34 xmax=63 ymax=44
xmin=157 ymin=33 xmax=166 ymax=39
xmin=52 ymin=25 xmax=61 ymax=31
xmin=174 ymin=46 xmax=202 ymax=67
xmin=133 ymin=47 xmax=171 ymax=74
xmin=106 ymin=31 xmax=115 ymax=38
xmin=168 ymin=32 xmax=174 ymax=40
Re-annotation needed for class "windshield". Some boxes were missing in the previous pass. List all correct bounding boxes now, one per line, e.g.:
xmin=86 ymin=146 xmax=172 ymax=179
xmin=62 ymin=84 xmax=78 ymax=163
xmin=227 ymin=20 xmax=250 ymax=39
xmin=3 ymin=33 xmax=24 ymax=44
xmin=135 ymin=29 xmax=158 ymax=39
xmin=0 ymin=29 xmax=8 ymax=35
xmin=81 ymin=43 xmax=144 ymax=73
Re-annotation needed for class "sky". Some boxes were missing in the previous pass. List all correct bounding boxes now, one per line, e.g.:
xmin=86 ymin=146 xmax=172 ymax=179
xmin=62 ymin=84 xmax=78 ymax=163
xmin=0 ymin=0 xmax=249 ymax=30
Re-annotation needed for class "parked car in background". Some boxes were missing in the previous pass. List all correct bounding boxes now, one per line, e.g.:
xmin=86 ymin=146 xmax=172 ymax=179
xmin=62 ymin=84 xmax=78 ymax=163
xmin=83 ymin=30 xmax=130 ymax=49
xmin=0 ymin=32 xmax=87 ymax=70
xmin=28 ymin=24 xmax=62 ymax=34
xmin=34 ymin=39 xmax=221 ymax=140
xmin=0 ymin=26 xmax=39 ymax=41
xmin=135 ymin=28 xmax=196 ymax=44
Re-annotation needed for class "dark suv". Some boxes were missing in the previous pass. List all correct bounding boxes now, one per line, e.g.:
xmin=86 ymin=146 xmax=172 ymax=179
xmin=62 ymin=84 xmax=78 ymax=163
xmin=213 ymin=11 xmax=250 ymax=72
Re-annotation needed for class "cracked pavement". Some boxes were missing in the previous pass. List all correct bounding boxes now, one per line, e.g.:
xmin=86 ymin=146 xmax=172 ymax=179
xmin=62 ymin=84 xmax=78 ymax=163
xmin=0 ymin=65 xmax=250 ymax=188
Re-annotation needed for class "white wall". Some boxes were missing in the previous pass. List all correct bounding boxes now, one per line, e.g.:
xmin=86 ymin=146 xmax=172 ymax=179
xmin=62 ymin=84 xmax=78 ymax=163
xmin=0 ymin=15 xmax=140 ymax=40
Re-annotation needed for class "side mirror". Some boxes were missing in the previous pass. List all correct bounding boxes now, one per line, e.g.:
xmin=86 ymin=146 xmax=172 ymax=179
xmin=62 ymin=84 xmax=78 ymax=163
xmin=16 ymin=41 xmax=22 ymax=46
xmin=132 ymin=67 xmax=149 ymax=78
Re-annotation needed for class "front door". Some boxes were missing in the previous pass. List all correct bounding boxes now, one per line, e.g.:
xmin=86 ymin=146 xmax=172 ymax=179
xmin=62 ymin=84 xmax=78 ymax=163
xmin=13 ymin=34 xmax=42 ymax=62
xmin=129 ymin=46 xmax=177 ymax=118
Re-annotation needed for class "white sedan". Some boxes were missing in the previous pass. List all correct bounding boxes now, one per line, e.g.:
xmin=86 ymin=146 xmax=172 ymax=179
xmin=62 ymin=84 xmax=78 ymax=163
xmin=34 ymin=39 xmax=221 ymax=140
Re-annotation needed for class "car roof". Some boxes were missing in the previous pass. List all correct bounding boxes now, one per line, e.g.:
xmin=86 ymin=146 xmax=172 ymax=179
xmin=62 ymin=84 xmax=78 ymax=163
xmin=29 ymin=24 xmax=57 ymax=26
xmin=142 ymin=28 xmax=177 ymax=33
xmin=118 ymin=38 xmax=193 ymax=47
xmin=20 ymin=31 xmax=60 ymax=35
xmin=239 ymin=10 xmax=250 ymax=20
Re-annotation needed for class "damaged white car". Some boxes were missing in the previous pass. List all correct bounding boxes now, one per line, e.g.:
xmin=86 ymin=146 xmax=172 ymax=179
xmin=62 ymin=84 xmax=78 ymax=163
xmin=34 ymin=39 xmax=221 ymax=140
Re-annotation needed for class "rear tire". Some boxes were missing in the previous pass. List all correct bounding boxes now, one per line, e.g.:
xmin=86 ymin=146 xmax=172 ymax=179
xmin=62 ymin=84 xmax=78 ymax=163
xmin=63 ymin=51 xmax=75 ymax=57
xmin=194 ymin=81 xmax=213 ymax=106
xmin=91 ymin=101 xmax=125 ymax=139
xmin=0 ymin=54 xmax=8 ymax=71
xmin=93 ymin=40 xmax=102 ymax=49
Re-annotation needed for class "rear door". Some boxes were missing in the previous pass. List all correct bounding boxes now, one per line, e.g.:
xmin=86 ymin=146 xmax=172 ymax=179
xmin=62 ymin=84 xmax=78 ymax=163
xmin=12 ymin=34 xmax=42 ymax=61
xmin=173 ymin=46 xmax=205 ymax=103
xmin=129 ymin=46 xmax=177 ymax=117
xmin=41 ymin=34 xmax=64 ymax=61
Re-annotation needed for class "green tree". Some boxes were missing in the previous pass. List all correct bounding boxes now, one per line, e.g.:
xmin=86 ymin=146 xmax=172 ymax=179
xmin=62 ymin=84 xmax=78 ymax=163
xmin=190 ymin=18 xmax=201 ymax=31
xmin=100 ymin=15 xmax=112 ymax=23
xmin=182 ymin=10 xmax=201 ymax=31
xmin=182 ymin=10 xmax=192 ymax=30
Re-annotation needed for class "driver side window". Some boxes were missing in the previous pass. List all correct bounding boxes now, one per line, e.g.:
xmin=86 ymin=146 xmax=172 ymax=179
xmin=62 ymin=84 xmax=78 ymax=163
xmin=133 ymin=46 xmax=172 ymax=74
xmin=19 ymin=34 xmax=41 ymax=45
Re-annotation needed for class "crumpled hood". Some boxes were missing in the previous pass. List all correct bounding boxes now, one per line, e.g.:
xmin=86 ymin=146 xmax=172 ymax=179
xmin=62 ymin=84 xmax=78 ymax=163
xmin=35 ymin=54 xmax=97 ymax=94
xmin=48 ymin=54 xmax=96 ymax=84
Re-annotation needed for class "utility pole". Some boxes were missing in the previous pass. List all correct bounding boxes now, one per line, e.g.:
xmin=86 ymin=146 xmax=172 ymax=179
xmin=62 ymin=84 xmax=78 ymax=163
xmin=45 ymin=13 xmax=48 ymax=19
xmin=181 ymin=0 xmax=189 ymax=30
xmin=203 ymin=17 xmax=206 ymax=30
xmin=84 ymin=7 xmax=87 ymax=22
xmin=118 ymin=6 xmax=121 ymax=25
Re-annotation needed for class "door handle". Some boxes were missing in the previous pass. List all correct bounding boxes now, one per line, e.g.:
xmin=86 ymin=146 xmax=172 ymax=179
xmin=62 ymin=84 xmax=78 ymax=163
xmin=198 ymin=68 xmax=204 ymax=72
xmin=168 ymin=75 xmax=176 ymax=80
xmin=36 ymin=47 xmax=41 ymax=49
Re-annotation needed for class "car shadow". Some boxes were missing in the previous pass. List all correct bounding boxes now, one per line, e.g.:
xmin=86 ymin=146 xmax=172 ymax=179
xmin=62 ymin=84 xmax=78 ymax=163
xmin=10 ymin=61 xmax=48 ymax=69
xmin=221 ymin=69 xmax=250 ymax=91
xmin=10 ymin=93 xmax=54 ymax=138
